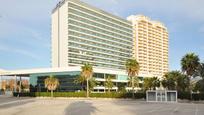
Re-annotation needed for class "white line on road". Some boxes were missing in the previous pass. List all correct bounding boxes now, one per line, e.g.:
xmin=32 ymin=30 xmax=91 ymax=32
xmin=195 ymin=105 xmax=198 ymax=115
xmin=0 ymin=98 xmax=34 ymax=106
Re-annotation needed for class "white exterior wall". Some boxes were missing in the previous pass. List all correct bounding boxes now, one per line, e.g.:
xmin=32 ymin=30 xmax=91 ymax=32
xmin=59 ymin=2 xmax=69 ymax=67
xmin=51 ymin=0 xmax=133 ymax=70
xmin=51 ymin=10 xmax=59 ymax=67
xmin=52 ymin=1 xmax=69 ymax=67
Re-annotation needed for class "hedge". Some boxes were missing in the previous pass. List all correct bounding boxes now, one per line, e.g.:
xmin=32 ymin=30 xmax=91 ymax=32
xmin=13 ymin=92 xmax=146 ymax=99
xmin=13 ymin=91 xmax=204 ymax=100
xmin=177 ymin=91 xmax=191 ymax=100
xmin=192 ymin=93 xmax=204 ymax=100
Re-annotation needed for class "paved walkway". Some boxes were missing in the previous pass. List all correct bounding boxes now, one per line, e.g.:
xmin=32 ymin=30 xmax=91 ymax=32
xmin=0 ymin=97 xmax=204 ymax=115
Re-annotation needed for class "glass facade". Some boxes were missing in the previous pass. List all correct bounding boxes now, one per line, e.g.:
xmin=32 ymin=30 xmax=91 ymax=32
xmin=30 ymin=71 xmax=80 ymax=92
xmin=29 ymin=71 xmax=130 ymax=92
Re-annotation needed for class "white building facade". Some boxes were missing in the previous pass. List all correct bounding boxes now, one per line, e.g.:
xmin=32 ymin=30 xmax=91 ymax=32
xmin=51 ymin=0 xmax=133 ymax=70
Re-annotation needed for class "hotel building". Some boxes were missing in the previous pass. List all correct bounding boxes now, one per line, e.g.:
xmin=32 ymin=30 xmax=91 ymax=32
xmin=51 ymin=0 xmax=133 ymax=70
xmin=0 ymin=0 xmax=134 ymax=92
xmin=127 ymin=15 xmax=169 ymax=77
xmin=0 ymin=1 xmax=169 ymax=93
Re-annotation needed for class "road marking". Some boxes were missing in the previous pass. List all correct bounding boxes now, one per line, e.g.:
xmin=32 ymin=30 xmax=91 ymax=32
xmin=147 ymin=105 xmax=163 ymax=113
xmin=195 ymin=105 xmax=198 ymax=115
xmin=0 ymin=98 xmax=34 ymax=106
xmin=170 ymin=106 xmax=179 ymax=115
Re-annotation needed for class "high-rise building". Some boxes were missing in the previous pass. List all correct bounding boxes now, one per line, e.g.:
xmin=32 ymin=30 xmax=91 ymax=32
xmin=127 ymin=15 xmax=169 ymax=77
xmin=51 ymin=0 xmax=133 ymax=70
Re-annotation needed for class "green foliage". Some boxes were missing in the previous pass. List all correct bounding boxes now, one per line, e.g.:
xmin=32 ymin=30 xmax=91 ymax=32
xmin=81 ymin=63 xmax=93 ymax=79
xmin=194 ymin=79 xmax=204 ymax=92
xmin=13 ymin=92 xmax=146 ymax=99
xmin=44 ymin=76 xmax=60 ymax=97
xmin=105 ymin=76 xmax=114 ymax=93
xmin=128 ymin=77 xmax=139 ymax=88
xmin=191 ymin=93 xmax=204 ymax=100
xmin=89 ymin=77 xmax=98 ymax=90
xmin=181 ymin=53 xmax=200 ymax=77
xmin=81 ymin=63 xmax=93 ymax=97
xmin=162 ymin=71 xmax=190 ymax=91
xmin=143 ymin=77 xmax=160 ymax=90
xmin=125 ymin=58 xmax=140 ymax=98
xmin=178 ymin=91 xmax=191 ymax=100
xmin=44 ymin=76 xmax=59 ymax=91
xmin=194 ymin=63 xmax=204 ymax=78
xmin=74 ymin=76 xmax=86 ymax=84
xmin=125 ymin=59 xmax=140 ymax=77
xmin=74 ymin=76 xmax=86 ymax=91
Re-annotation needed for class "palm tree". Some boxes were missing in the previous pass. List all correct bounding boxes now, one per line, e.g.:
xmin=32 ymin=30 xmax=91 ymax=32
xmin=181 ymin=53 xmax=200 ymax=77
xmin=74 ymin=75 xmax=86 ymax=91
xmin=143 ymin=77 xmax=160 ymax=90
xmin=195 ymin=63 xmax=204 ymax=78
xmin=44 ymin=76 xmax=59 ymax=97
xmin=162 ymin=71 xmax=190 ymax=91
xmin=181 ymin=53 xmax=200 ymax=99
xmin=128 ymin=77 xmax=139 ymax=90
xmin=162 ymin=71 xmax=178 ymax=90
xmin=125 ymin=58 xmax=140 ymax=98
xmin=105 ymin=76 xmax=114 ymax=93
xmin=89 ymin=77 xmax=98 ymax=91
xmin=81 ymin=63 xmax=93 ymax=97
xmin=151 ymin=77 xmax=160 ymax=90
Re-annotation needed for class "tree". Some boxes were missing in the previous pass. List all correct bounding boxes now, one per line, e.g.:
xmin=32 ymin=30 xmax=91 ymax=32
xmin=194 ymin=63 xmax=204 ymax=78
xmin=125 ymin=58 xmax=140 ymax=98
xmin=81 ymin=63 xmax=93 ymax=97
xmin=105 ymin=76 xmax=114 ymax=93
xmin=44 ymin=76 xmax=59 ymax=97
xmin=143 ymin=77 xmax=160 ymax=90
xmin=181 ymin=53 xmax=200 ymax=77
xmin=161 ymin=71 xmax=189 ymax=91
xmin=151 ymin=77 xmax=160 ymax=90
xmin=8 ymin=79 xmax=15 ymax=91
xmin=128 ymin=77 xmax=139 ymax=90
xmin=74 ymin=75 xmax=86 ymax=91
xmin=194 ymin=79 xmax=204 ymax=92
xmin=1 ymin=80 xmax=7 ymax=94
xmin=176 ymin=74 xmax=190 ymax=92
xmin=89 ymin=77 xmax=98 ymax=91
xmin=21 ymin=79 xmax=29 ymax=91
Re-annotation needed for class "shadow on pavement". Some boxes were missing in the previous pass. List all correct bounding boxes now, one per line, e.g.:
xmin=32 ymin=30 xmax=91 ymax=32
xmin=64 ymin=101 xmax=98 ymax=115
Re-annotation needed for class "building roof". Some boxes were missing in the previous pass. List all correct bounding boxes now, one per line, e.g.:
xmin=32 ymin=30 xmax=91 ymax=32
xmin=0 ymin=66 xmax=127 ymax=77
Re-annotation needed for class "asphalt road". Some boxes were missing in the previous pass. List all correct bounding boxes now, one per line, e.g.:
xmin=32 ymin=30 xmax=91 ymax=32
xmin=0 ymin=96 xmax=204 ymax=115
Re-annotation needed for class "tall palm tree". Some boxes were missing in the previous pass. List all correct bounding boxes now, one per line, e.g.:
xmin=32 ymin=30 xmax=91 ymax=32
xmin=44 ymin=76 xmax=59 ymax=97
xmin=181 ymin=53 xmax=200 ymax=99
xmin=125 ymin=58 xmax=140 ymax=98
xmin=81 ymin=63 xmax=93 ymax=97
xmin=181 ymin=53 xmax=200 ymax=77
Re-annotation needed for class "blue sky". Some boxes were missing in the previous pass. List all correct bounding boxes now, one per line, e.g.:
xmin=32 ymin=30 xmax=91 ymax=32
xmin=0 ymin=0 xmax=203 ymax=70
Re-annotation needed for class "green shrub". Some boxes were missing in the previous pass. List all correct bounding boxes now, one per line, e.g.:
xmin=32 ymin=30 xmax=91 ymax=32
xmin=178 ymin=91 xmax=191 ymax=100
xmin=192 ymin=93 xmax=204 ymax=101
xmin=13 ymin=92 xmax=146 ymax=99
